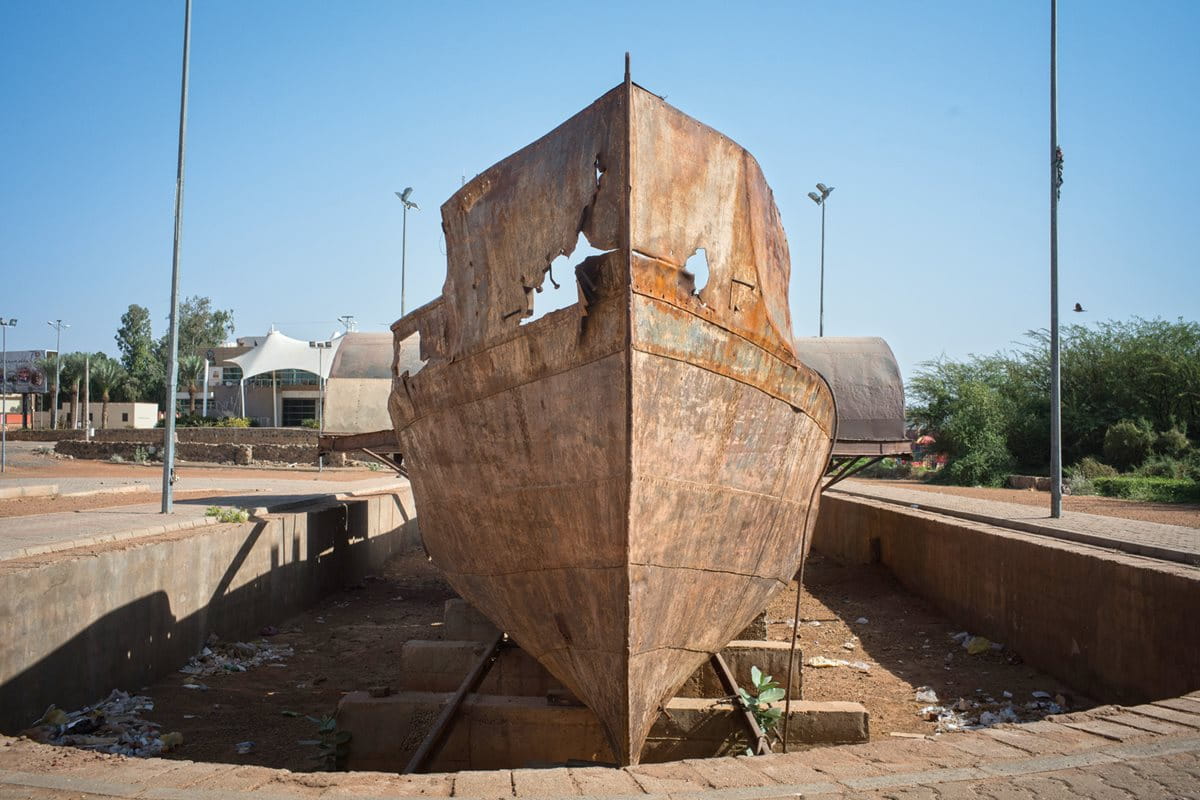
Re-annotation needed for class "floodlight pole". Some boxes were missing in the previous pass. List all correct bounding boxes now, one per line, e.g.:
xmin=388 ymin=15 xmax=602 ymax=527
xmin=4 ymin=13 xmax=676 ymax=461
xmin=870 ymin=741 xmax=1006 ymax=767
xmin=162 ymin=0 xmax=192 ymax=514
xmin=395 ymin=190 xmax=419 ymax=316
xmin=819 ymin=198 xmax=827 ymax=337
xmin=1049 ymin=0 xmax=1062 ymax=518
xmin=1 ymin=318 xmax=15 ymax=472
xmin=47 ymin=320 xmax=67 ymax=429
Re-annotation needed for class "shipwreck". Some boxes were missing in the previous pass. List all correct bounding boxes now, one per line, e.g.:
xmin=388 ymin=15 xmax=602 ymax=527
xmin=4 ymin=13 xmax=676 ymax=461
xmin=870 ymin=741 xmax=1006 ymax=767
xmin=387 ymin=62 xmax=836 ymax=765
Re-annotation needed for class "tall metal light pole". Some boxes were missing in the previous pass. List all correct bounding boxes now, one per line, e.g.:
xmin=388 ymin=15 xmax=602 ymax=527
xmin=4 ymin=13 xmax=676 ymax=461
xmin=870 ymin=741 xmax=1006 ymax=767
xmin=162 ymin=0 xmax=192 ymax=514
xmin=1049 ymin=0 xmax=1063 ymax=518
xmin=1 ymin=318 xmax=16 ymax=473
xmin=807 ymin=183 xmax=835 ymax=336
xmin=46 ymin=319 xmax=68 ymax=429
xmin=337 ymin=314 xmax=357 ymax=333
xmin=395 ymin=188 xmax=420 ymax=316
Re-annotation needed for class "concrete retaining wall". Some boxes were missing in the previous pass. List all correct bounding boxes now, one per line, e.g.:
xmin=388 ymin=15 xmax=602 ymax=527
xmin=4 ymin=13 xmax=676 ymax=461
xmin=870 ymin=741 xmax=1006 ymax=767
xmin=812 ymin=492 xmax=1200 ymax=705
xmin=9 ymin=428 xmax=316 ymax=445
xmin=0 ymin=489 xmax=418 ymax=733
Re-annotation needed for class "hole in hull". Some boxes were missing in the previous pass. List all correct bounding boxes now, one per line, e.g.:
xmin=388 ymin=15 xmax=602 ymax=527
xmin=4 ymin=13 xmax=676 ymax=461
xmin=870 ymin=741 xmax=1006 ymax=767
xmin=523 ymin=231 xmax=607 ymax=325
xmin=685 ymin=247 xmax=710 ymax=297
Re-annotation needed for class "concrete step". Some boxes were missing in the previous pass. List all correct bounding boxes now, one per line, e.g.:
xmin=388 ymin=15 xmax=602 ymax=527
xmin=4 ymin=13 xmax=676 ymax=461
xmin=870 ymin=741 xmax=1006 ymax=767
xmin=338 ymin=690 xmax=867 ymax=772
xmin=400 ymin=638 xmax=803 ymax=699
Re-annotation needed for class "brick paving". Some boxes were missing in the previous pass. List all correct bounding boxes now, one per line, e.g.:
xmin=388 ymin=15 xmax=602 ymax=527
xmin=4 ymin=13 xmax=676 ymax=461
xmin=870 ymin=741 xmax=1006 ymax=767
xmin=833 ymin=480 xmax=1200 ymax=565
xmin=1 ymin=693 xmax=1197 ymax=798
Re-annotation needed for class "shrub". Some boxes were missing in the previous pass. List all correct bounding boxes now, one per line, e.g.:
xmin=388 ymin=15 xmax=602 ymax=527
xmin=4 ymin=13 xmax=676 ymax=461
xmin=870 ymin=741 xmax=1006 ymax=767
xmin=1068 ymin=456 xmax=1118 ymax=479
xmin=1137 ymin=456 xmax=1191 ymax=479
xmin=215 ymin=416 xmax=251 ymax=428
xmin=1153 ymin=428 xmax=1191 ymax=458
xmin=935 ymin=381 xmax=1015 ymax=487
xmin=300 ymin=418 xmax=320 ymax=430
xmin=1067 ymin=476 xmax=1097 ymax=496
xmin=857 ymin=457 xmax=913 ymax=479
xmin=1091 ymin=476 xmax=1200 ymax=504
xmin=1102 ymin=420 xmax=1154 ymax=471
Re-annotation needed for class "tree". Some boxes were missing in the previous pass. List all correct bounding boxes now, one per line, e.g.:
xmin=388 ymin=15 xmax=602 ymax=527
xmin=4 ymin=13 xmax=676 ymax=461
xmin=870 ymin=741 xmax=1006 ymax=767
xmin=88 ymin=358 xmax=127 ymax=429
xmin=177 ymin=354 xmax=205 ymax=413
xmin=58 ymin=353 xmax=88 ymax=429
xmin=167 ymin=295 xmax=235 ymax=357
xmin=115 ymin=304 xmax=161 ymax=403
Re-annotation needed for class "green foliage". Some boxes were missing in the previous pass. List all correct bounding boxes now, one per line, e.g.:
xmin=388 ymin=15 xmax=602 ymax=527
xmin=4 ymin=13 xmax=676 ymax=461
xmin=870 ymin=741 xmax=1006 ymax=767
xmin=300 ymin=418 xmax=320 ymax=429
xmin=936 ymin=381 xmax=1014 ymax=486
xmin=1153 ymin=428 xmax=1191 ymax=458
xmin=177 ymin=354 xmax=206 ymax=412
xmin=736 ymin=665 xmax=785 ymax=753
xmin=205 ymin=506 xmax=250 ymax=523
xmin=216 ymin=416 xmax=251 ymax=428
xmin=1103 ymin=420 xmax=1155 ymax=472
xmin=1091 ymin=476 xmax=1200 ymax=504
xmin=115 ymin=304 xmax=162 ymax=403
xmin=1069 ymin=456 xmax=1118 ymax=479
xmin=305 ymin=714 xmax=351 ymax=771
xmin=908 ymin=318 xmax=1200 ymax=483
xmin=1136 ymin=456 xmax=1192 ymax=480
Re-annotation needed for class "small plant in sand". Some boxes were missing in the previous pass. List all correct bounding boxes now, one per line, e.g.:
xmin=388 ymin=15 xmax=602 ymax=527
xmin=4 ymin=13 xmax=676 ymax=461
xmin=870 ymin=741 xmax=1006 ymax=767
xmin=205 ymin=506 xmax=250 ymax=524
xmin=737 ymin=665 xmax=786 ymax=752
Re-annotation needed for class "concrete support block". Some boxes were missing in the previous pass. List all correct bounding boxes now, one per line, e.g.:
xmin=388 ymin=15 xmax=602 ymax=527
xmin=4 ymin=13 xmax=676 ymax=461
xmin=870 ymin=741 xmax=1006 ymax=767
xmin=399 ymin=639 xmax=802 ymax=699
xmin=737 ymin=610 xmax=768 ymax=640
xmin=399 ymin=640 xmax=569 ymax=697
xmin=442 ymin=598 xmax=501 ymax=641
xmin=337 ymin=691 xmax=866 ymax=772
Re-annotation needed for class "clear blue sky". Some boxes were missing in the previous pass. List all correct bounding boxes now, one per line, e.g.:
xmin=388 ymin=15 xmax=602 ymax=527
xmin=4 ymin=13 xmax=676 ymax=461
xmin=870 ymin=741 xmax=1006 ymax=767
xmin=2 ymin=1 xmax=1197 ymax=381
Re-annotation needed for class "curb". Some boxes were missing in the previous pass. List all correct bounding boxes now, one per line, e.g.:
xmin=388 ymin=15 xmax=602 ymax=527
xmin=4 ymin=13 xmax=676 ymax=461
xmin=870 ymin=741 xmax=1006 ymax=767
xmin=7 ymin=516 xmax=219 ymax=560
xmin=0 ymin=484 xmax=60 ymax=500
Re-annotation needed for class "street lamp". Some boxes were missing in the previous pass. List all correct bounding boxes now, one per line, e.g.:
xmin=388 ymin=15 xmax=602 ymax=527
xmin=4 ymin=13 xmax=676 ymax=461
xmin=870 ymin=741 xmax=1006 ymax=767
xmin=47 ymin=319 xmax=68 ymax=429
xmin=807 ymin=183 xmax=835 ymax=337
xmin=309 ymin=339 xmax=333 ymax=472
xmin=395 ymin=187 xmax=420 ymax=316
xmin=1 ymin=317 xmax=17 ymax=473
xmin=337 ymin=314 xmax=357 ymax=333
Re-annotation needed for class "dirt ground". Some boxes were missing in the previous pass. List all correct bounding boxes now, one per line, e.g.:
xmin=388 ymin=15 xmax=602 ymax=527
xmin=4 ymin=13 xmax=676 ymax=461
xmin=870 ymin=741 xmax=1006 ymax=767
xmin=766 ymin=552 xmax=1086 ymax=741
xmin=0 ymin=490 xmax=245 ymax=518
xmin=866 ymin=479 xmax=1200 ymax=529
xmin=37 ymin=549 xmax=1086 ymax=772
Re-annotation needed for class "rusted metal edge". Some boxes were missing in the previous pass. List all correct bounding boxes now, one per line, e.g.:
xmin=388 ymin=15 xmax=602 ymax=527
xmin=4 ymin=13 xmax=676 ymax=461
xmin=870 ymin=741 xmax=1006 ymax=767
xmin=402 ymin=632 xmax=508 ymax=774
xmin=709 ymin=651 xmax=770 ymax=755
xmin=822 ymin=456 xmax=885 ymax=492
xmin=360 ymin=447 xmax=408 ymax=479
xmin=317 ymin=429 xmax=397 ymax=454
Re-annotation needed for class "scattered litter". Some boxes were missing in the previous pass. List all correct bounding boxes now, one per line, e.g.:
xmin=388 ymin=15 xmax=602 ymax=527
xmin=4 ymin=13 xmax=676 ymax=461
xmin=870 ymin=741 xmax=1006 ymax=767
xmin=915 ymin=687 xmax=939 ymax=704
xmin=806 ymin=656 xmax=871 ymax=672
xmin=281 ymin=710 xmax=301 ymax=717
xmin=951 ymin=631 xmax=969 ymax=642
xmin=183 ymin=714 xmax=197 ymax=719
xmin=965 ymin=636 xmax=992 ymax=656
xmin=1002 ymin=691 xmax=1013 ymax=699
xmin=841 ymin=641 xmax=856 ymax=651
xmin=855 ymin=617 xmax=869 ymax=625
xmin=889 ymin=732 xmax=930 ymax=739
xmin=181 ymin=682 xmax=208 ymax=691
xmin=235 ymin=741 xmax=255 ymax=755
xmin=179 ymin=636 xmax=293 ymax=678
xmin=22 ymin=690 xmax=181 ymax=757
xmin=807 ymin=620 xmax=822 ymax=627
xmin=917 ymin=691 xmax=1061 ymax=733
xmin=1031 ymin=690 xmax=1052 ymax=699
xmin=259 ymin=625 xmax=279 ymax=637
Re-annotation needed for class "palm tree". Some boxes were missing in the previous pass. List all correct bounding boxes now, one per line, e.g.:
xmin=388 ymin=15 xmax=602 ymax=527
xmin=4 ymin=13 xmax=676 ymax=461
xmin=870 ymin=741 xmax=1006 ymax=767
xmin=33 ymin=356 xmax=57 ymax=428
xmin=89 ymin=359 xmax=126 ymax=429
xmin=58 ymin=353 xmax=87 ymax=429
xmin=177 ymin=354 xmax=205 ymax=414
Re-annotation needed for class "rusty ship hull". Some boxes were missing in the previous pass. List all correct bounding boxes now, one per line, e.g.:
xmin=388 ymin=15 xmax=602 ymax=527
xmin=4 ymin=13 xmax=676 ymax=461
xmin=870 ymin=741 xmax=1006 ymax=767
xmin=388 ymin=78 xmax=835 ymax=764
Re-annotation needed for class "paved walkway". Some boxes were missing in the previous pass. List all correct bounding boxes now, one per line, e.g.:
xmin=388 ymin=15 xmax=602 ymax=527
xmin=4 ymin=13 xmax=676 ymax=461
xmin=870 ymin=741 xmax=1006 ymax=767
xmin=0 ymin=475 xmax=407 ymax=561
xmin=833 ymin=480 xmax=1200 ymax=566
xmin=1 ymin=694 xmax=1197 ymax=798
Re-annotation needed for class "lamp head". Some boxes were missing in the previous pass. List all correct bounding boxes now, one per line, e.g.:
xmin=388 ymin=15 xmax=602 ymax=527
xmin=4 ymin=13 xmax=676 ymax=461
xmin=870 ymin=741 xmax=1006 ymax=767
xmin=808 ymin=192 xmax=822 ymax=204
xmin=400 ymin=187 xmax=412 ymax=201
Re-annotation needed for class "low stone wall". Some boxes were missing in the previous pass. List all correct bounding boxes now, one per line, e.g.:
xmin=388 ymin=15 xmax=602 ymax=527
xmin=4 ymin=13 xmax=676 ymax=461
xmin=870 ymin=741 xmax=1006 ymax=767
xmin=0 ymin=489 xmax=418 ymax=733
xmin=1007 ymin=475 xmax=1053 ymax=491
xmin=812 ymin=492 xmax=1200 ymax=705
xmin=11 ymin=428 xmax=316 ymax=446
xmin=54 ymin=439 xmax=320 ymax=466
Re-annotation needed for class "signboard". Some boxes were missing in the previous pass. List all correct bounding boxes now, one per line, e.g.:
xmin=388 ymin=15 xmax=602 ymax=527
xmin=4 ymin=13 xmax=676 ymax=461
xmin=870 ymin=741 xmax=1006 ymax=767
xmin=2 ymin=350 xmax=51 ymax=394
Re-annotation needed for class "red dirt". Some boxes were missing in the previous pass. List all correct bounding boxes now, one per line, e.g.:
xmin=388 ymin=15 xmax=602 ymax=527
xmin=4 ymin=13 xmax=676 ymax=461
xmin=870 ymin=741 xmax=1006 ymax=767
xmin=866 ymin=480 xmax=1200 ymax=529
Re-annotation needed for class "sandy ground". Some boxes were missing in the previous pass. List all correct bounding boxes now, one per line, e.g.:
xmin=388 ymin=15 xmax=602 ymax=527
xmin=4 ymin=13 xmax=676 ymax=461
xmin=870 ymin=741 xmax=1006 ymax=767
xmin=22 ymin=550 xmax=1087 ymax=772
xmin=866 ymin=479 xmax=1200 ymax=529
xmin=0 ymin=447 xmax=389 ymax=518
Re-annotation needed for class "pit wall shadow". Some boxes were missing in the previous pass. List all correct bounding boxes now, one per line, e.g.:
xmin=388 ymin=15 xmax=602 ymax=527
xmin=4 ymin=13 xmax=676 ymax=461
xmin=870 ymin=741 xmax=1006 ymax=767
xmin=0 ymin=490 xmax=419 ymax=733
xmin=811 ymin=492 xmax=1200 ymax=705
